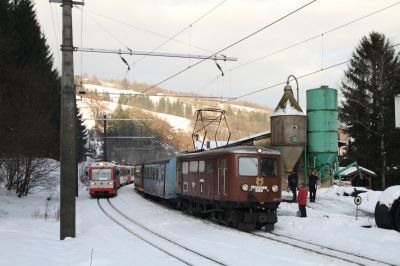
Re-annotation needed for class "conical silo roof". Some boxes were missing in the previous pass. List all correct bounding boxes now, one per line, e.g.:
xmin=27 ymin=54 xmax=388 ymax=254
xmin=271 ymin=84 xmax=305 ymax=117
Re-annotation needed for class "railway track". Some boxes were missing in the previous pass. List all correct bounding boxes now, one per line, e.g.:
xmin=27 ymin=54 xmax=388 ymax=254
xmin=97 ymin=198 xmax=227 ymax=266
xmin=250 ymin=231 xmax=395 ymax=266
xmin=130 ymin=190 xmax=395 ymax=266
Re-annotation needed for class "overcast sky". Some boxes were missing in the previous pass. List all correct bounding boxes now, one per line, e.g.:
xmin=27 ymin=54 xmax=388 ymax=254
xmin=34 ymin=0 xmax=400 ymax=109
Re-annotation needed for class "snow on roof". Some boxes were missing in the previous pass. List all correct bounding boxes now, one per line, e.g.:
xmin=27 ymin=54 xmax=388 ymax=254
xmin=271 ymin=100 xmax=306 ymax=117
xmin=229 ymin=130 xmax=271 ymax=146
xmin=378 ymin=185 xmax=400 ymax=208
xmin=339 ymin=166 xmax=376 ymax=176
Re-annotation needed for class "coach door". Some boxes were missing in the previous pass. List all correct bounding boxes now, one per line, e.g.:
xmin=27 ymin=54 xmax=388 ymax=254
xmin=218 ymin=159 xmax=227 ymax=199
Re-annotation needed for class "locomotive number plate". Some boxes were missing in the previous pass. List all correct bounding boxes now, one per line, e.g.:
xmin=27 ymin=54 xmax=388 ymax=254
xmin=250 ymin=185 xmax=268 ymax=192
xmin=254 ymin=187 xmax=263 ymax=192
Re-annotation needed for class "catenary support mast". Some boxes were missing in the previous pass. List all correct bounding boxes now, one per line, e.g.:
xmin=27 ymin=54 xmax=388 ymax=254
xmin=54 ymin=0 xmax=84 ymax=240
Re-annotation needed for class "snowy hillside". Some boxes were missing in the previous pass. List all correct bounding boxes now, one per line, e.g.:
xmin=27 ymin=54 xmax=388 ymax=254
xmin=78 ymin=82 xmax=271 ymax=131
xmin=77 ymin=97 xmax=192 ymax=132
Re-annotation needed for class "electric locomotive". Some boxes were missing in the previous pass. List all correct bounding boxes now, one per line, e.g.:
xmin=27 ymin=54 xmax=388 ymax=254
xmin=176 ymin=146 xmax=282 ymax=231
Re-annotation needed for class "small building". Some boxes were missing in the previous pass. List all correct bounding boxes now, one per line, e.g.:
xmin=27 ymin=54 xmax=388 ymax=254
xmin=335 ymin=166 xmax=376 ymax=189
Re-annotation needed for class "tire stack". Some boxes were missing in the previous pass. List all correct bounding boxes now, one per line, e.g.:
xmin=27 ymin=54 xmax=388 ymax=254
xmin=375 ymin=198 xmax=400 ymax=232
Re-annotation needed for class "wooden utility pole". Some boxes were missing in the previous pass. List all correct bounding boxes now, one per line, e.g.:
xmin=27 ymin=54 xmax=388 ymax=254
xmin=51 ymin=0 xmax=84 ymax=240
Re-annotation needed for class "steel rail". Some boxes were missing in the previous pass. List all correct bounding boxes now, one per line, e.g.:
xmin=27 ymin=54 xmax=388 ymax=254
xmin=97 ymin=198 xmax=192 ymax=265
xmin=99 ymin=198 xmax=227 ymax=266
xmin=250 ymin=231 xmax=395 ymax=266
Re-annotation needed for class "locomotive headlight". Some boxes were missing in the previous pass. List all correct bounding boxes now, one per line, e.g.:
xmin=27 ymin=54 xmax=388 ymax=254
xmin=257 ymin=148 xmax=262 ymax=153
xmin=272 ymin=185 xmax=279 ymax=192
xmin=108 ymin=182 xmax=113 ymax=185
xmin=241 ymin=184 xmax=249 ymax=192
xmin=91 ymin=182 xmax=95 ymax=185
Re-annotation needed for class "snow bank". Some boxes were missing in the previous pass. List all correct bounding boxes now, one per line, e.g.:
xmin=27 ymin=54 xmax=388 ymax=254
xmin=378 ymin=185 xmax=400 ymax=208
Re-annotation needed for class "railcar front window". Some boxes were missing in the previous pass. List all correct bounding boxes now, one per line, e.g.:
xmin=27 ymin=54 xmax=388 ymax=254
xmin=260 ymin=158 xmax=277 ymax=177
xmin=239 ymin=157 xmax=258 ymax=176
xmin=91 ymin=168 xmax=112 ymax=180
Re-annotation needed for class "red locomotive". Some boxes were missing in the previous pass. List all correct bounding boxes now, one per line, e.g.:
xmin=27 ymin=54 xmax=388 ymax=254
xmin=176 ymin=146 xmax=282 ymax=231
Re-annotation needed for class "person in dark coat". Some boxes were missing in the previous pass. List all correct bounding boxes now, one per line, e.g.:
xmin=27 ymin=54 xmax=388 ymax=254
xmin=297 ymin=182 xmax=308 ymax=217
xmin=288 ymin=171 xmax=298 ymax=202
xmin=308 ymin=169 xmax=318 ymax=202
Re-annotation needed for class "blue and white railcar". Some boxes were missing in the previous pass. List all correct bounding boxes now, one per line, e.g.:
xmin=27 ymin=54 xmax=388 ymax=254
xmin=143 ymin=157 xmax=177 ymax=200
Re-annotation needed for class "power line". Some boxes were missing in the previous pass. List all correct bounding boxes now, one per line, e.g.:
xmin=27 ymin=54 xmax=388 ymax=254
xmin=230 ymin=0 xmax=400 ymax=72
xmin=196 ymin=1 xmax=400 ymax=97
xmin=80 ymin=8 xmax=215 ymax=54
xmin=140 ymin=0 xmax=317 ymax=95
xmin=224 ymin=42 xmax=400 ymax=103
xmin=83 ymin=9 xmax=131 ymax=50
xmin=132 ymin=0 xmax=228 ymax=65
xmin=74 ymin=47 xmax=236 ymax=61
xmin=80 ymin=4 xmax=84 ymax=84
xmin=49 ymin=3 xmax=61 ymax=69
xmin=79 ymin=91 xmax=236 ymax=100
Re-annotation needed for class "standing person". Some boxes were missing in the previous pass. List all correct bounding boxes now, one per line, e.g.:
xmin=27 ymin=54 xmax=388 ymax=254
xmin=297 ymin=182 xmax=308 ymax=217
xmin=288 ymin=170 xmax=298 ymax=202
xmin=309 ymin=169 xmax=318 ymax=202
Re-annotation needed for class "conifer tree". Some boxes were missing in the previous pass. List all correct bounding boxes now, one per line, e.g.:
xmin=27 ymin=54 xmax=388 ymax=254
xmin=339 ymin=32 xmax=400 ymax=188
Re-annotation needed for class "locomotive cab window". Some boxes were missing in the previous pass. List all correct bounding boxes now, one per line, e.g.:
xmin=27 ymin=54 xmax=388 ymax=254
xmin=238 ymin=157 xmax=258 ymax=176
xmin=206 ymin=161 xmax=214 ymax=173
xmin=260 ymin=158 xmax=277 ymax=177
xmin=182 ymin=162 xmax=189 ymax=174
xmin=199 ymin=161 xmax=205 ymax=173
xmin=189 ymin=161 xmax=198 ymax=173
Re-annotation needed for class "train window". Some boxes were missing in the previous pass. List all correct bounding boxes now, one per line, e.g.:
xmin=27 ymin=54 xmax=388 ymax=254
xmin=161 ymin=165 xmax=165 ymax=181
xmin=91 ymin=168 xmax=112 ymax=180
xmin=206 ymin=161 xmax=214 ymax=173
xmin=182 ymin=162 xmax=189 ymax=174
xmin=260 ymin=158 xmax=277 ymax=177
xmin=199 ymin=161 xmax=205 ymax=172
xmin=189 ymin=161 xmax=198 ymax=172
xmin=238 ymin=157 xmax=258 ymax=176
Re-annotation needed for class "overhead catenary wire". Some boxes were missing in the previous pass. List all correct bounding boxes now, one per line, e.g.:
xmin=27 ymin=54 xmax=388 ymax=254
xmin=78 ymin=35 xmax=398 ymax=106
xmin=230 ymin=0 xmax=400 ymax=73
xmin=139 ymin=0 xmax=317 ymax=95
xmin=49 ymin=3 xmax=61 ymax=69
xmin=194 ymin=0 xmax=400 ymax=97
xmin=79 ymin=7 xmax=215 ymax=55
xmin=131 ymin=0 xmax=227 ymax=65
xmin=80 ymin=4 xmax=84 ymax=84
xmin=223 ymin=42 xmax=400 ymax=104
xmin=83 ymin=9 xmax=131 ymax=50
xmin=80 ymin=91 xmax=236 ymax=100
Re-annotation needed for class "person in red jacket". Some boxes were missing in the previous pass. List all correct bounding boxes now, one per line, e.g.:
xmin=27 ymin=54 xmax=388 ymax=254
xmin=297 ymin=182 xmax=308 ymax=217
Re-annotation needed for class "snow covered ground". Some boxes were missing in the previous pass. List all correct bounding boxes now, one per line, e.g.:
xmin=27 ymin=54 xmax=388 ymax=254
xmin=1 ymin=181 xmax=399 ymax=266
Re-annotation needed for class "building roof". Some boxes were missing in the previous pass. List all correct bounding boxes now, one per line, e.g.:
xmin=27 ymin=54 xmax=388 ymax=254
xmin=339 ymin=166 xmax=377 ymax=177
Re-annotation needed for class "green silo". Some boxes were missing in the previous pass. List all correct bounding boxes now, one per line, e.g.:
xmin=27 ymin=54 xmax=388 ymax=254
xmin=306 ymin=86 xmax=338 ymax=176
